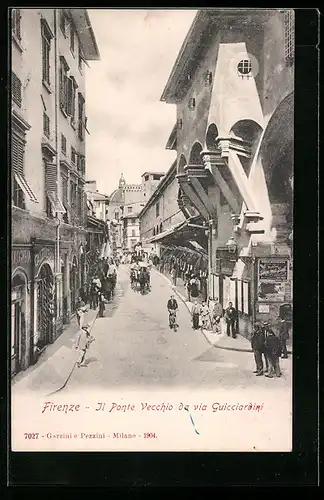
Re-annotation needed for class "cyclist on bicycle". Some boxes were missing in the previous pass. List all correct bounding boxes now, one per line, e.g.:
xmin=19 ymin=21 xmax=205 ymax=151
xmin=167 ymin=295 xmax=178 ymax=330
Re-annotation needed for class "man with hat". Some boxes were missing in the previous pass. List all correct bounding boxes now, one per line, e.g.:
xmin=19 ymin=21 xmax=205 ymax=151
xmin=263 ymin=321 xmax=282 ymax=378
xmin=251 ymin=322 xmax=269 ymax=376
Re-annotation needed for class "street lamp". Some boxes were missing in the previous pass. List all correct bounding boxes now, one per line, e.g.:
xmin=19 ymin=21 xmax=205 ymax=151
xmin=226 ymin=236 xmax=237 ymax=253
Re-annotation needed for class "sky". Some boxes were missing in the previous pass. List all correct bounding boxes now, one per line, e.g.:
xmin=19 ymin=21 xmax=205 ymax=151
xmin=85 ymin=9 xmax=197 ymax=196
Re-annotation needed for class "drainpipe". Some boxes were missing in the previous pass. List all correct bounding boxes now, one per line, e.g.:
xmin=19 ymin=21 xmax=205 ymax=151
xmin=53 ymin=9 xmax=62 ymax=333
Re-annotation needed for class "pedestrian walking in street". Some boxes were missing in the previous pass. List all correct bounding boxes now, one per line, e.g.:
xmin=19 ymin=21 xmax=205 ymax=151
xmin=76 ymin=298 xmax=87 ymax=330
xmin=75 ymin=325 xmax=94 ymax=368
xmin=191 ymin=301 xmax=201 ymax=330
xmin=211 ymin=297 xmax=223 ymax=334
xmin=98 ymin=292 xmax=108 ymax=318
xmin=89 ymin=280 xmax=100 ymax=310
xmin=200 ymin=302 xmax=210 ymax=330
xmin=79 ymin=284 xmax=88 ymax=304
xmin=171 ymin=267 xmax=177 ymax=286
xmin=278 ymin=317 xmax=289 ymax=358
xmin=224 ymin=302 xmax=237 ymax=338
xmin=189 ymin=275 xmax=199 ymax=298
xmin=251 ymin=323 xmax=269 ymax=376
xmin=167 ymin=295 xmax=178 ymax=330
xmin=263 ymin=322 xmax=282 ymax=378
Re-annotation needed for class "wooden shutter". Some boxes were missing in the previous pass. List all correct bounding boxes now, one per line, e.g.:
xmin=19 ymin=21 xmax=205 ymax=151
xmin=12 ymin=133 xmax=25 ymax=175
xmin=59 ymin=66 xmax=64 ymax=108
xmin=12 ymin=73 xmax=22 ymax=107
xmin=45 ymin=162 xmax=57 ymax=193
xmin=66 ymin=77 xmax=73 ymax=116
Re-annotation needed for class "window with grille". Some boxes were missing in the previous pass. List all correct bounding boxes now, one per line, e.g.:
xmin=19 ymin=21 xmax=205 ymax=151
xmin=155 ymin=202 xmax=160 ymax=218
xmin=71 ymin=146 xmax=76 ymax=165
xmin=61 ymin=134 xmax=66 ymax=154
xmin=284 ymin=10 xmax=295 ymax=66
xmin=237 ymin=59 xmax=252 ymax=78
xmin=78 ymin=93 xmax=85 ymax=140
xmin=12 ymin=9 xmax=21 ymax=41
xmin=43 ymin=113 xmax=50 ymax=138
xmin=12 ymin=72 xmax=22 ymax=107
xmin=77 ymin=155 xmax=85 ymax=176
xmin=41 ymin=20 xmax=52 ymax=87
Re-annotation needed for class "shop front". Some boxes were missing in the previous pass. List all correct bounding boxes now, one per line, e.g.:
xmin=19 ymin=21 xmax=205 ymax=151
xmin=32 ymin=242 xmax=55 ymax=354
xmin=11 ymin=245 xmax=32 ymax=376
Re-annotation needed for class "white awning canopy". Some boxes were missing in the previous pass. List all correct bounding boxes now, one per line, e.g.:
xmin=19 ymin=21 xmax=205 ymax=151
xmin=14 ymin=172 xmax=38 ymax=203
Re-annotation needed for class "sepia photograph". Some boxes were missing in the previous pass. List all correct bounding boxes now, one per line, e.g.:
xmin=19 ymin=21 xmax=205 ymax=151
xmin=10 ymin=8 xmax=294 ymax=453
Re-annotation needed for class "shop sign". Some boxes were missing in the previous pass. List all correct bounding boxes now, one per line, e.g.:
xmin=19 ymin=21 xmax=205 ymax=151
xmin=220 ymin=259 xmax=236 ymax=276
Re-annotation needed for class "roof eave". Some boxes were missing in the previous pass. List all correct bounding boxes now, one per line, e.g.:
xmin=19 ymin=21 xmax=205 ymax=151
xmin=160 ymin=10 xmax=209 ymax=103
xmin=69 ymin=9 xmax=100 ymax=61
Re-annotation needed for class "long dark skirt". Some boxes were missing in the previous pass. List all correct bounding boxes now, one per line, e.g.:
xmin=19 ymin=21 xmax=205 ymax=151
xmin=191 ymin=283 xmax=199 ymax=298
xmin=192 ymin=313 xmax=200 ymax=329
xmin=99 ymin=302 xmax=105 ymax=317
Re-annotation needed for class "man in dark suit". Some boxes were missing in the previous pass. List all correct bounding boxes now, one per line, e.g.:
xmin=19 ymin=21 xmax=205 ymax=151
xmin=224 ymin=302 xmax=237 ymax=338
xmin=251 ymin=323 xmax=269 ymax=376
xmin=167 ymin=295 xmax=178 ymax=329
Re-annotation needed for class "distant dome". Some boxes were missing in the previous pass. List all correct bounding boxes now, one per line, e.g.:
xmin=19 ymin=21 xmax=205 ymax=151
xmin=110 ymin=187 xmax=124 ymax=204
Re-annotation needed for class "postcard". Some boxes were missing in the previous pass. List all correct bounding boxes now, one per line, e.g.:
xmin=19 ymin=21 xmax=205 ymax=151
xmin=11 ymin=8 xmax=293 ymax=453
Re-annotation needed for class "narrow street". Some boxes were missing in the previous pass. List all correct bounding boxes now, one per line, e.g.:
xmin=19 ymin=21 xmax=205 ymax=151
xmin=64 ymin=265 xmax=292 ymax=391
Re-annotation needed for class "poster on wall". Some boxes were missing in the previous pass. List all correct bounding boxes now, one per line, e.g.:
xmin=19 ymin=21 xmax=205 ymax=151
xmin=237 ymin=280 xmax=242 ymax=312
xmin=257 ymin=282 xmax=286 ymax=302
xmin=243 ymin=281 xmax=249 ymax=314
xmin=258 ymin=258 xmax=289 ymax=282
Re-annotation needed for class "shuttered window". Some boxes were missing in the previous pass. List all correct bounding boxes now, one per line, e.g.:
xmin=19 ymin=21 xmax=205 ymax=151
xmin=41 ymin=20 xmax=52 ymax=86
xmin=78 ymin=93 xmax=85 ymax=140
xmin=12 ymin=133 xmax=24 ymax=175
xmin=45 ymin=161 xmax=65 ymax=217
xmin=12 ymin=132 xmax=38 ymax=207
xmin=12 ymin=9 xmax=21 ymax=41
xmin=60 ymin=10 xmax=66 ymax=36
xmin=61 ymin=134 xmax=66 ymax=154
xmin=12 ymin=73 xmax=22 ymax=107
xmin=71 ymin=147 xmax=76 ymax=165
xmin=70 ymin=24 xmax=75 ymax=54
xmin=43 ymin=113 xmax=50 ymax=138
xmin=59 ymin=57 xmax=69 ymax=114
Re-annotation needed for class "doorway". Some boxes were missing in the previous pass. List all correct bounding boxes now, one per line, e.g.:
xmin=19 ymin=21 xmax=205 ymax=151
xmin=36 ymin=263 xmax=54 ymax=348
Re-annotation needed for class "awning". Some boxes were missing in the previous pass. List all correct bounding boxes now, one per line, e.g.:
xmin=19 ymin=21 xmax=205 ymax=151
xmin=46 ymin=191 xmax=65 ymax=214
xmin=14 ymin=172 xmax=38 ymax=203
xmin=187 ymin=240 xmax=206 ymax=254
xmin=145 ymin=220 xmax=185 ymax=244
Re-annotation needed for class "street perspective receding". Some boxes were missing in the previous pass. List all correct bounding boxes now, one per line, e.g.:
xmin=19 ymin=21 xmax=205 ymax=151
xmin=11 ymin=8 xmax=294 ymax=453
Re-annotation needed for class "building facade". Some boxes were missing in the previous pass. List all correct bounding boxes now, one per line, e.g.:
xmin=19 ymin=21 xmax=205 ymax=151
xmin=160 ymin=9 xmax=294 ymax=337
xmin=11 ymin=8 xmax=100 ymax=376
xmin=85 ymin=180 xmax=110 ymax=221
xmin=107 ymin=172 xmax=165 ymax=254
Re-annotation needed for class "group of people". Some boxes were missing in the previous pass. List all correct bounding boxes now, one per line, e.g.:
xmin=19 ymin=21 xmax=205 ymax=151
xmin=129 ymin=254 xmax=152 ymax=293
xmin=76 ymin=257 xmax=119 ymax=323
xmin=251 ymin=319 xmax=289 ymax=378
xmin=190 ymin=298 xmax=237 ymax=337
